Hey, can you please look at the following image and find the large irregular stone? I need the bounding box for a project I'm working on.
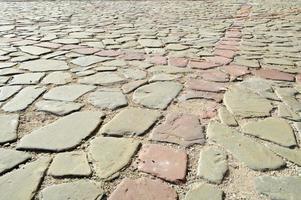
[0,114,19,143]
[2,86,46,112]
[70,55,111,67]
[48,151,91,177]
[0,157,51,200]
[79,72,126,85]
[242,117,296,147]
[224,85,273,118]
[108,177,177,200]
[0,149,30,175]
[40,180,104,200]
[0,68,24,76]
[207,121,285,170]
[150,113,205,147]
[185,183,223,200]
[0,85,22,101]
[197,147,228,184]
[267,143,301,166]
[17,111,103,152]
[88,137,139,179]
[35,100,83,116]
[255,176,301,200]
[137,144,187,182]
[19,46,51,56]
[19,59,69,72]
[9,73,45,85]
[41,71,72,85]
[133,81,182,109]
[43,84,95,101]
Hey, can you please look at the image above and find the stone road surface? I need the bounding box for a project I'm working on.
[0,0,301,199]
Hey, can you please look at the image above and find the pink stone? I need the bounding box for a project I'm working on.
[186,79,227,92]
[215,44,239,51]
[108,177,177,200]
[296,74,301,83]
[199,102,219,119]
[148,56,167,65]
[59,45,83,50]
[168,57,188,68]
[205,56,233,65]
[200,70,230,82]
[225,30,242,38]
[150,113,205,147]
[214,49,237,59]
[72,47,100,55]
[218,39,240,46]
[95,50,121,57]
[122,52,145,60]
[222,64,250,79]
[188,60,220,69]
[253,69,295,82]
[36,42,62,49]
[137,144,187,182]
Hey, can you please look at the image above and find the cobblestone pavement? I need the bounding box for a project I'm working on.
[0,0,301,199]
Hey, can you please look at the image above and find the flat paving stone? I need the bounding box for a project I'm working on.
[0,68,24,76]
[0,85,22,101]
[0,149,30,175]
[79,72,126,85]
[218,106,238,126]
[19,46,51,56]
[108,177,177,200]
[35,100,83,116]
[138,39,163,48]
[0,114,19,143]
[17,111,103,152]
[254,68,295,81]
[267,143,301,166]
[121,79,147,93]
[9,73,45,85]
[186,79,227,92]
[70,55,111,67]
[185,183,223,200]
[41,71,72,85]
[88,137,139,179]
[19,59,69,72]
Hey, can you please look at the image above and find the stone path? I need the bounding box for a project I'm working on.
[0,0,301,199]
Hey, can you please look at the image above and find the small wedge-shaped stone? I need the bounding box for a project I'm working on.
[255,176,301,200]
[122,79,147,94]
[100,107,161,136]
[242,117,296,147]
[17,111,103,152]
[35,100,83,116]
[19,46,51,55]
[0,114,19,143]
[0,85,22,101]
[2,86,46,112]
[71,55,111,67]
[0,149,30,174]
[218,107,238,126]
[133,81,182,109]
[9,73,45,85]
[88,137,139,179]
[0,157,51,200]
[207,122,285,170]
[185,183,223,200]
[40,180,104,200]
[19,59,69,72]
[267,143,301,166]
[197,147,228,184]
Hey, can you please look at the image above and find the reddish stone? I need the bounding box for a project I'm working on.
[214,49,237,59]
[200,70,230,82]
[72,47,100,55]
[206,56,232,65]
[188,60,220,69]
[199,102,219,119]
[108,177,177,200]
[215,44,239,51]
[122,52,145,61]
[296,74,301,83]
[178,90,223,102]
[168,57,188,68]
[253,69,295,82]
[222,64,250,79]
[137,144,187,182]
[218,40,240,46]
[225,30,242,38]
[36,42,62,49]
[59,45,83,50]
[95,50,121,57]
[186,79,227,92]
[148,56,167,65]
[150,113,205,147]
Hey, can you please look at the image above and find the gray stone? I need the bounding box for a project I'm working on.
[52,38,79,44]
[17,111,104,152]
[0,114,19,143]
[120,68,147,80]
[267,143,301,166]
[19,59,69,72]
[122,79,147,94]
[0,85,22,101]
[0,149,30,175]
[0,62,17,69]
[275,87,301,113]
[149,73,181,82]
[35,100,83,116]
[148,66,193,74]
[185,183,223,200]
[41,71,72,85]
[0,68,24,76]
[9,73,45,85]
[71,55,111,67]
[19,46,51,56]
[139,39,163,48]
[278,104,301,122]
[79,72,126,85]
[218,107,238,126]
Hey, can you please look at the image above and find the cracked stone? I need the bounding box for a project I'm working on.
[121,79,147,94]
[35,100,83,116]
[218,106,238,126]
[0,149,30,175]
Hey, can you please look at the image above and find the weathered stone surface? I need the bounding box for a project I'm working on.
[149,73,181,82]
[17,111,103,151]
[218,106,238,126]
[43,84,95,101]
[186,79,227,92]
[70,55,111,67]
[101,107,160,136]
[0,114,19,143]
[35,100,83,115]
[137,144,187,182]
[255,176,301,200]
[121,79,147,93]
[9,73,45,85]
[0,149,30,174]
[178,90,223,102]
[254,68,295,81]
[79,72,126,85]
[278,104,301,122]
[19,46,51,55]
[88,88,127,110]
[40,180,104,200]
[0,157,51,200]
[139,39,163,48]
[108,177,177,200]
[185,183,223,200]
[48,151,91,177]
[41,71,72,85]
[2,86,46,112]
[121,68,147,80]
[19,59,69,72]
[197,147,228,184]
[133,81,182,109]
[0,68,23,76]
[242,117,296,147]
[275,87,301,113]
[267,143,301,166]
[0,85,22,101]
[148,65,193,74]
[150,113,205,147]
[207,121,285,170]
[88,137,139,179]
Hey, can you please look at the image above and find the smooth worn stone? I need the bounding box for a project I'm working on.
[9,73,45,85]
[149,73,181,82]
[178,90,223,102]
[218,107,238,126]
[53,38,79,44]
[17,111,103,152]
[255,176,301,200]
[186,79,227,92]
[19,59,69,72]
[40,180,104,200]
[185,183,223,200]
[88,137,139,179]
[242,117,296,147]
[254,69,295,82]
[0,114,19,143]
[70,55,111,67]
[108,177,177,200]
[200,70,229,83]
[0,76,10,84]
[19,46,51,56]
[120,68,147,80]
[133,81,182,109]
[41,71,72,85]
[150,113,205,147]
[233,57,259,68]
[278,104,301,122]
[2,86,46,112]
[197,147,228,184]
[148,65,193,74]
[35,100,83,116]
[168,57,188,67]
[207,122,285,170]
[222,64,250,79]
[166,44,189,51]
[0,85,22,101]
[224,85,273,118]
[139,39,163,48]
[121,79,147,93]
[137,144,187,182]
[88,88,127,110]
[275,87,301,113]
[43,84,95,102]
[48,151,91,177]
[267,143,301,166]
[0,68,24,76]
[0,157,51,200]
[79,72,126,85]
[0,149,30,175]
[0,62,17,69]
[188,60,221,70]
[100,107,161,136]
